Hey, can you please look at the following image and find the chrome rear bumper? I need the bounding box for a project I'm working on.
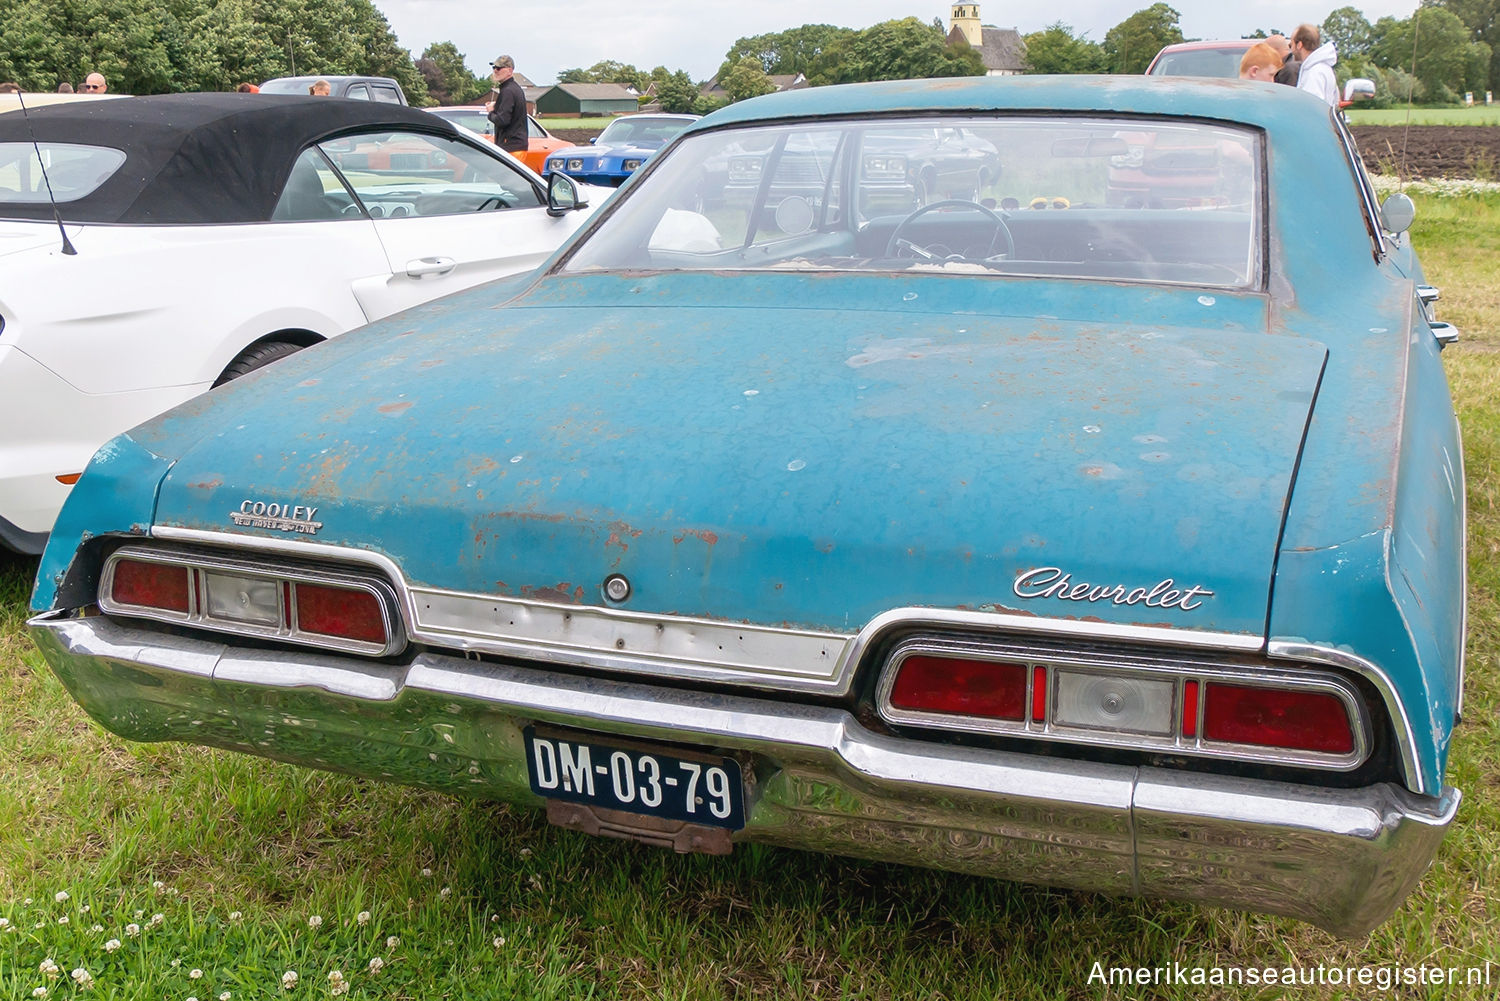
[30,612,1458,937]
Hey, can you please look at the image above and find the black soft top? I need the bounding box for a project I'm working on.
[0,93,459,224]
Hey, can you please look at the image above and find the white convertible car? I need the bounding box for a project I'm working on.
[0,93,598,553]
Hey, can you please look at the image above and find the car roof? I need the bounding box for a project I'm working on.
[1154,40,1257,54]
[0,92,455,224]
[693,75,1331,141]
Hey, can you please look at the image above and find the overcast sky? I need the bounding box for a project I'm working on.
[376,1,1424,84]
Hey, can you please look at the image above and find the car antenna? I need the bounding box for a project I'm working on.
[13,89,78,256]
[1398,10,1421,190]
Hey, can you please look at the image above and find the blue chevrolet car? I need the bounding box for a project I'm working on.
[29,76,1464,936]
[542,112,698,186]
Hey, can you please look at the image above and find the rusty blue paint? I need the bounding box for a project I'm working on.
[31,76,1464,795]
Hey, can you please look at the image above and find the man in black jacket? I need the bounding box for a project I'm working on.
[486,55,528,154]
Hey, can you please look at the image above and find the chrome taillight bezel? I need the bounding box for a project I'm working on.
[99,544,406,658]
[876,636,1371,772]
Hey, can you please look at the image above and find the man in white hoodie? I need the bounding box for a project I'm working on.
[1292,23,1339,107]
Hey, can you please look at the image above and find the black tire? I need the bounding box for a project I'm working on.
[213,340,306,388]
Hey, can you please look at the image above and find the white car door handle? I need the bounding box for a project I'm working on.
[406,256,456,278]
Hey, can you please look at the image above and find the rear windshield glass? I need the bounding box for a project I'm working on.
[0,142,127,203]
[564,115,1263,289]
[1148,47,1250,78]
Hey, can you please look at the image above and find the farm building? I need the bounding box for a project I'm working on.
[534,83,639,117]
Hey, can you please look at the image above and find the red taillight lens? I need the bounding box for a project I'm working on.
[1203,683,1354,754]
[110,559,191,613]
[294,583,388,645]
[890,655,1027,720]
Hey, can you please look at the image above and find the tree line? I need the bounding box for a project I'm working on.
[2,2,1495,110]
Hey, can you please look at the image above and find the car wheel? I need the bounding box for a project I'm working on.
[213,341,305,388]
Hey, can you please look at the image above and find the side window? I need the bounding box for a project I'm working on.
[372,86,401,104]
[347,85,370,101]
[527,117,545,139]
[317,131,544,217]
[271,148,356,221]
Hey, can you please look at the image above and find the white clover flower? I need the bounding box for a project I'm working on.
[492,936,506,948]
[152,880,165,892]
[281,970,298,990]
[187,998,198,1001]
[31,988,47,999]
[528,874,543,890]
[439,886,452,899]
[56,915,68,925]
[80,904,90,914]
[228,911,243,922]
[328,971,348,996]
[53,891,69,903]
[171,958,182,968]
[190,968,203,979]
[420,867,432,877]
[133,910,144,920]
[220,993,232,1001]
[0,917,9,928]
[90,924,103,933]
[490,914,500,923]
[167,887,179,897]
[24,898,33,905]
[149,913,165,927]
[367,958,384,973]
[356,911,371,926]
[124,923,140,938]
[39,958,60,978]
[103,939,121,953]
[385,936,400,950]
[70,967,93,989]
[519,847,532,857]
[307,914,323,929]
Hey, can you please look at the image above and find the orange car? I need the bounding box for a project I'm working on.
[425,107,569,173]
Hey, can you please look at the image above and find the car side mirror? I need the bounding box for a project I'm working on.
[1343,78,1376,103]
[547,172,588,216]
[1380,192,1416,235]
[588,137,596,145]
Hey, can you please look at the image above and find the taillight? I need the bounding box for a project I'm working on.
[890,654,1027,720]
[110,558,191,614]
[879,640,1367,770]
[295,582,388,645]
[100,547,402,656]
[1203,683,1355,754]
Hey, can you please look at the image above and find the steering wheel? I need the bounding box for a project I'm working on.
[885,199,1014,261]
[474,195,509,212]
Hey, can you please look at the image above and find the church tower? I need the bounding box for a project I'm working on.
[951,3,983,47]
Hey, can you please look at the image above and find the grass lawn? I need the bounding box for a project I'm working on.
[1,195,1497,998]
[1346,105,1500,126]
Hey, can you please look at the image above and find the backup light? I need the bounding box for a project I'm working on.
[1054,670,1173,736]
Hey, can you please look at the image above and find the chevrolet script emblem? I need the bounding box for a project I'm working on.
[1013,566,1213,611]
[230,500,322,536]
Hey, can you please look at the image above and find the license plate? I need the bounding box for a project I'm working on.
[523,727,745,830]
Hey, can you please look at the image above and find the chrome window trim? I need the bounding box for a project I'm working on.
[101,544,405,658]
[876,636,1371,772]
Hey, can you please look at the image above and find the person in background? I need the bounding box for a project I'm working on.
[1292,24,1338,107]
[83,72,106,93]
[1238,43,1282,83]
[0,82,20,93]
[236,82,259,93]
[57,82,74,93]
[1266,33,1299,86]
[485,55,527,155]
[309,79,331,96]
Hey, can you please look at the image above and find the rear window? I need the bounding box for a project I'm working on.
[564,115,1264,289]
[0,142,126,202]
[1147,47,1252,78]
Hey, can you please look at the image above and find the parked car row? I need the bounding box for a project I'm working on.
[9,78,1466,939]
